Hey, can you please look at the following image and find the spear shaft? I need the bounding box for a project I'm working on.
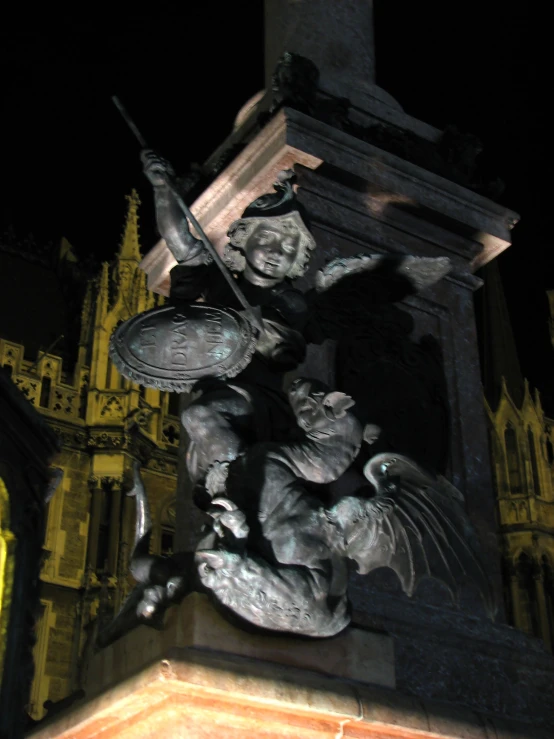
[112,96,264,333]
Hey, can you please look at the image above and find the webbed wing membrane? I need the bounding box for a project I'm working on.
[351,453,495,617]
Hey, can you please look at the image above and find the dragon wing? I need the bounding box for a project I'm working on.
[332,452,495,617]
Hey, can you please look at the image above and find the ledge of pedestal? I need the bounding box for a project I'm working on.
[81,592,395,701]
[140,108,518,296]
[29,636,549,738]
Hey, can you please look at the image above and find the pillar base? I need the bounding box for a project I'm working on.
[82,592,395,699]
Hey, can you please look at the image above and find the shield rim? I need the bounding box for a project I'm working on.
[108,303,257,392]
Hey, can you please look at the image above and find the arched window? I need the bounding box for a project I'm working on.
[167,393,180,417]
[546,437,554,466]
[542,555,554,652]
[96,490,111,572]
[517,553,540,638]
[105,358,124,390]
[159,499,176,556]
[105,359,114,389]
[39,377,52,408]
[487,428,500,494]
[527,428,541,495]
[504,425,523,495]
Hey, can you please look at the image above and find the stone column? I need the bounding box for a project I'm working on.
[264,0,402,117]
[265,0,375,94]
[107,480,122,577]
[86,477,102,571]
[507,559,525,630]
[114,494,134,613]
[533,563,552,650]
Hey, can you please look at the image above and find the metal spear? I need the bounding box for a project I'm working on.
[112,96,264,334]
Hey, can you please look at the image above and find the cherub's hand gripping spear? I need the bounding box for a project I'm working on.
[112,96,264,334]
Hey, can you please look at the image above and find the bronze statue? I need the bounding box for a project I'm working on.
[100,379,493,643]
[101,137,494,642]
[195,378,494,636]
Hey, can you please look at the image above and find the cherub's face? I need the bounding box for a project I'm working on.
[244,223,299,281]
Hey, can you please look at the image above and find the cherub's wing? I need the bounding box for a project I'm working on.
[303,254,452,474]
[332,452,495,617]
[305,254,451,343]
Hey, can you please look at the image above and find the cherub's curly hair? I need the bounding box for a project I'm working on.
[224,213,316,280]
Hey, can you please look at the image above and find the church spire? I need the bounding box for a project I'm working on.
[118,190,142,262]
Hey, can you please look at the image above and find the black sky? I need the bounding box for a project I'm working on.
[2,4,552,409]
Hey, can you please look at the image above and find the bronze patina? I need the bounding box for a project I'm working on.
[98,106,495,644]
[109,303,256,392]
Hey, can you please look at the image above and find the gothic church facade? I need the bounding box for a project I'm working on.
[0,192,180,720]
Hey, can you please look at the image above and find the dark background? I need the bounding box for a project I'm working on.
[1,3,551,407]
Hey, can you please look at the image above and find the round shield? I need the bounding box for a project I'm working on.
[109,303,257,391]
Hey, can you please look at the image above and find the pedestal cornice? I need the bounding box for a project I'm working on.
[140,108,518,295]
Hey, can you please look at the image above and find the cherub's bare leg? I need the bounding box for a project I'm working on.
[182,388,255,485]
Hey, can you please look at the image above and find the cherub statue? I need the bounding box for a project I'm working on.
[142,152,317,491]
[102,114,489,645]
[137,154,451,496]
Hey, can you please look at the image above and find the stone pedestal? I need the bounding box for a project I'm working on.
[83,593,395,699]
[130,10,554,734]
[131,91,554,735]
[141,106,517,606]
[28,603,549,738]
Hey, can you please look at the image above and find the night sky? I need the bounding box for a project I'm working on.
[2,4,552,409]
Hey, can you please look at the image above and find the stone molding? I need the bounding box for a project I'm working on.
[140,108,518,295]
[29,647,549,738]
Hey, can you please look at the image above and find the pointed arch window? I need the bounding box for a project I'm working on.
[96,490,111,572]
[487,428,501,495]
[106,358,124,390]
[159,499,176,556]
[39,377,52,408]
[517,553,540,638]
[504,425,523,495]
[527,428,541,496]
[546,437,554,466]
[542,555,554,651]
[167,393,180,418]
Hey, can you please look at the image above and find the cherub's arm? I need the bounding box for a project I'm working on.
[142,150,211,267]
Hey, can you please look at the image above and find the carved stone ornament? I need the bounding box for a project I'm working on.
[109,303,257,392]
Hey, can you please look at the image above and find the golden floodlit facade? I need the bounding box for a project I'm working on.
[484,265,554,651]
[0,476,16,685]
[0,192,181,721]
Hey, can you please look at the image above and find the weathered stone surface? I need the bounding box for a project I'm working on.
[83,593,394,698]
[141,109,517,296]
[357,684,429,733]
[140,108,517,629]
[350,581,554,728]
[29,648,548,739]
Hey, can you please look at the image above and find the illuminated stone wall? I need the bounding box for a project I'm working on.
[0,192,180,721]
[487,380,554,650]
[0,476,15,686]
